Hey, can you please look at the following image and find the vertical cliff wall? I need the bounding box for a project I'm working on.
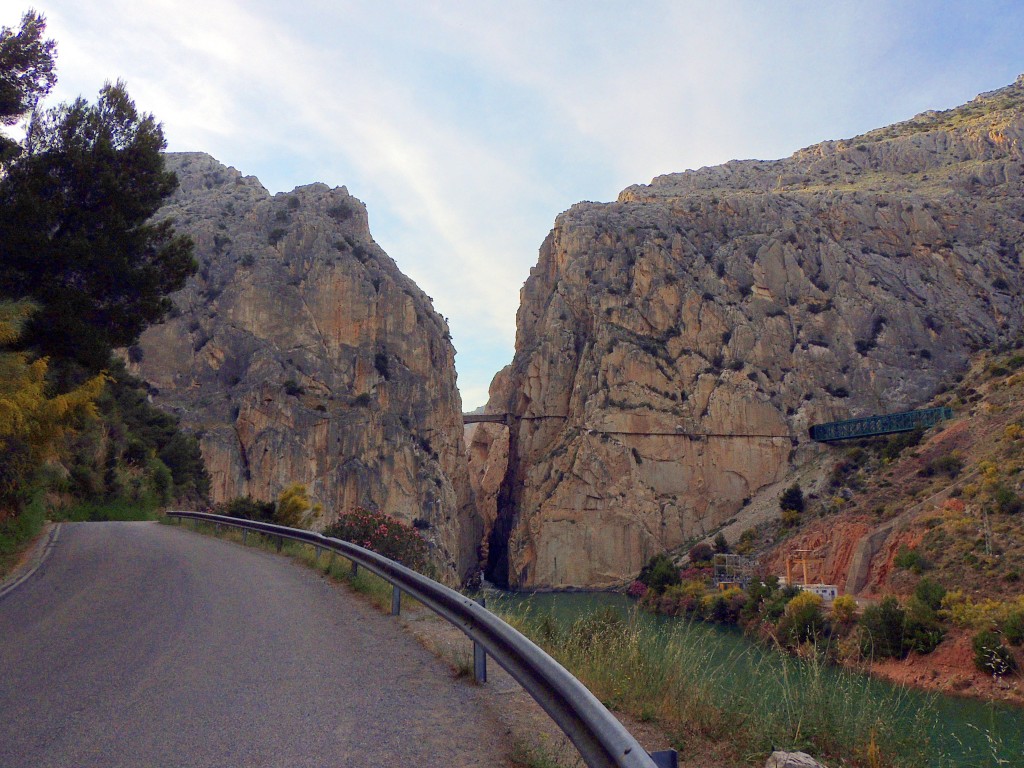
[134,153,480,583]
[478,77,1024,589]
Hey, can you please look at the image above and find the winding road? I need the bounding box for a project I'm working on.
[0,521,512,767]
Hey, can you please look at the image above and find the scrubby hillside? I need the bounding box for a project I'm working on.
[733,344,1024,702]
[759,346,1024,600]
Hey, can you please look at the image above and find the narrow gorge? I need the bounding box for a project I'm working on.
[136,78,1024,592]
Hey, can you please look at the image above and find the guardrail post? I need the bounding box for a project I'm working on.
[314,545,321,564]
[191,518,198,531]
[391,585,401,616]
[351,562,359,578]
[327,551,335,571]
[649,750,678,768]
[215,523,221,536]
[243,529,248,545]
[474,596,487,684]
[276,535,283,553]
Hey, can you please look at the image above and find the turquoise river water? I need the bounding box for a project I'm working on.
[488,591,1023,767]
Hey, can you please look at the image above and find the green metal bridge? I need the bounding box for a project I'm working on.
[809,406,953,443]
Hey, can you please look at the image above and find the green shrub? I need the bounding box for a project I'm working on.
[764,584,800,623]
[972,630,1017,676]
[147,459,174,506]
[913,577,946,612]
[739,577,777,625]
[214,495,276,522]
[69,463,104,498]
[779,484,804,513]
[61,364,209,506]
[859,597,909,659]
[156,432,208,501]
[882,428,923,461]
[904,596,944,655]
[777,591,829,646]
[688,542,714,564]
[656,580,706,618]
[713,532,731,554]
[894,546,931,574]
[1002,611,1024,646]
[923,453,964,478]
[0,492,46,576]
[830,595,858,626]
[704,593,730,623]
[638,552,681,593]
[992,485,1023,515]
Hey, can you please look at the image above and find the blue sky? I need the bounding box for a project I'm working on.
[10,1,1024,408]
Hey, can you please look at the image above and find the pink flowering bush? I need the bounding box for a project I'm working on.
[627,580,649,599]
[679,565,713,583]
[324,506,429,570]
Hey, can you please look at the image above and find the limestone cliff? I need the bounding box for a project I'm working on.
[134,153,479,583]
[478,77,1024,589]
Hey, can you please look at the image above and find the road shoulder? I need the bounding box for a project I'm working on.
[0,522,60,600]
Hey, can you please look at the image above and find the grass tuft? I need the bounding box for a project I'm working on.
[52,498,159,522]
[0,492,47,578]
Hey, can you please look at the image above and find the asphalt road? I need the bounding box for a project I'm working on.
[0,522,512,767]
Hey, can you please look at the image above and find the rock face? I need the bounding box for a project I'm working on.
[134,153,480,584]
[478,77,1024,589]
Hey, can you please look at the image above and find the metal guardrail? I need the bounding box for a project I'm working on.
[168,511,676,768]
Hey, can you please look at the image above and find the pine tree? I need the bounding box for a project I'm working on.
[0,10,56,163]
[0,81,195,375]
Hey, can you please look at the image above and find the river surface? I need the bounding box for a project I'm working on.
[488,590,1024,767]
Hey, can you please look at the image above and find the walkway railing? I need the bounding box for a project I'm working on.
[809,405,953,442]
[167,511,676,768]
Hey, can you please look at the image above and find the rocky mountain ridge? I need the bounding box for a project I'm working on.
[133,153,480,584]
[475,76,1024,590]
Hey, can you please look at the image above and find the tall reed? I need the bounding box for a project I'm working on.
[500,606,941,768]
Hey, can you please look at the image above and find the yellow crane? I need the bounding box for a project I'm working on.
[785,548,825,587]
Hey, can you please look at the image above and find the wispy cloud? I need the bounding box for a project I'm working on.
[22,1,1024,408]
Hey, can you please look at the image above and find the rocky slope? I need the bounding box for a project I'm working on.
[761,346,1024,601]
[133,153,480,583]
[476,77,1024,589]
[752,346,1024,706]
